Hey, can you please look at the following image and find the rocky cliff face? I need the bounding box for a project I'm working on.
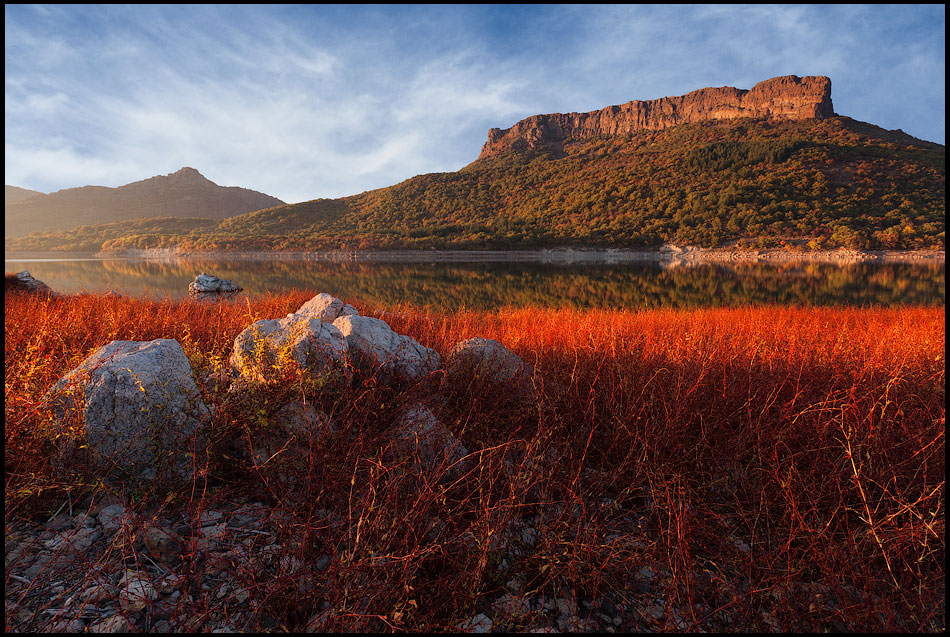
[478,75,834,160]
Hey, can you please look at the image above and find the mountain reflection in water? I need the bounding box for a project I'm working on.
[3,257,944,309]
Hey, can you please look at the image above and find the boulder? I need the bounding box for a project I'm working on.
[332,315,441,385]
[6,270,54,294]
[246,401,337,479]
[391,405,469,479]
[274,400,337,444]
[444,337,536,408]
[46,339,210,484]
[446,337,533,386]
[294,292,359,322]
[188,272,242,294]
[230,314,349,381]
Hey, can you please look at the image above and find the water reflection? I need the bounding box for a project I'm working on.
[4,257,944,308]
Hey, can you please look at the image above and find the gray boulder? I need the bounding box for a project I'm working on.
[246,401,337,479]
[9,270,54,294]
[275,400,336,441]
[392,405,469,479]
[294,292,359,322]
[332,315,441,385]
[46,339,210,484]
[230,314,349,381]
[188,272,242,294]
[446,337,533,385]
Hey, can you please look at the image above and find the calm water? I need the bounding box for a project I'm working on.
[4,257,945,309]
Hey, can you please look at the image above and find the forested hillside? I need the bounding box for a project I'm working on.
[7,116,944,253]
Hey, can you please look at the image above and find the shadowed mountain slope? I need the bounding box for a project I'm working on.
[4,167,284,238]
[5,185,44,205]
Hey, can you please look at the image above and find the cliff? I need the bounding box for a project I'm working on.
[4,167,285,238]
[478,75,835,160]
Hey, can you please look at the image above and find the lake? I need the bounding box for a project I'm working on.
[4,256,945,309]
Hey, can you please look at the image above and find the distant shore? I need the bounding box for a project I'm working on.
[4,246,946,265]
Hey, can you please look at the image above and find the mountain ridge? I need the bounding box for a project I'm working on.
[478,75,835,160]
[4,168,284,238]
[5,185,44,204]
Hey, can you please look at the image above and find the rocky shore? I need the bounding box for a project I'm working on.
[71,246,947,264]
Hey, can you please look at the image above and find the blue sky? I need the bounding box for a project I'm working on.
[5,4,945,203]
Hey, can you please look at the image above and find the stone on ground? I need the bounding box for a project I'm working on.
[46,338,210,484]
[332,315,441,385]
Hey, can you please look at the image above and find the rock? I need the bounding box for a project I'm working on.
[89,614,131,633]
[479,75,834,160]
[96,503,127,534]
[230,314,348,382]
[274,400,337,443]
[143,524,182,562]
[332,315,441,385]
[391,405,469,478]
[458,613,493,633]
[6,270,54,294]
[492,592,532,618]
[42,525,101,553]
[294,292,359,322]
[188,272,242,294]
[81,582,117,603]
[119,570,158,612]
[45,338,211,484]
[445,337,535,408]
[446,337,533,387]
[243,401,337,481]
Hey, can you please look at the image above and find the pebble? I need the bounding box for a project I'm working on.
[458,613,493,633]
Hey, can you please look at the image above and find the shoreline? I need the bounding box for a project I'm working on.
[4,246,946,265]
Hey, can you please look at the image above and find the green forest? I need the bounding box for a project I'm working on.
[7,116,945,253]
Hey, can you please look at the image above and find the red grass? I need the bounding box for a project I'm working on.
[5,290,945,632]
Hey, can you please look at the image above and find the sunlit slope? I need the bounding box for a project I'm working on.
[7,116,945,252]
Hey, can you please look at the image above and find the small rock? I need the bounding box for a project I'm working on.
[143,525,181,561]
[81,582,117,602]
[48,617,86,632]
[119,570,158,611]
[89,615,131,633]
[492,592,531,618]
[9,270,54,294]
[556,595,578,617]
[96,504,127,534]
[188,272,242,294]
[458,613,493,633]
[199,509,223,526]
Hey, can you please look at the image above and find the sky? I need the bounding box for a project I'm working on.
[5,4,946,204]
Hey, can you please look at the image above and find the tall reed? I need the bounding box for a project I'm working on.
[5,290,944,631]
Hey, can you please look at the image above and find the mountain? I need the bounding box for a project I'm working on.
[4,167,284,238]
[479,75,835,159]
[6,77,945,253]
[5,185,44,205]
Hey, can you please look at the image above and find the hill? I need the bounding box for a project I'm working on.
[6,77,945,253]
[4,167,284,238]
[5,185,44,205]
